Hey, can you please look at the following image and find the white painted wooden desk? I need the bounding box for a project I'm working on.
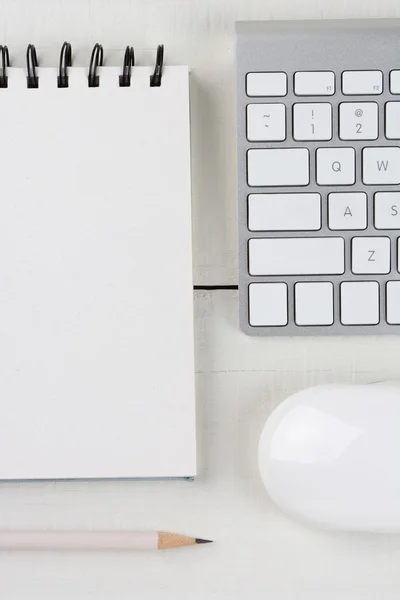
[2,1,400,598]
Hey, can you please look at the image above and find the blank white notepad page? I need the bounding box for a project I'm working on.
[0,66,195,479]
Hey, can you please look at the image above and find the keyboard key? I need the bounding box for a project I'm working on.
[390,71,400,94]
[342,70,383,95]
[352,237,390,274]
[387,281,400,324]
[339,102,378,140]
[295,282,334,326]
[385,102,400,139]
[293,103,332,141]
[248,237,345,276]
[398,239,400,272]
[294,71,335,96]
[363,147,400,185]
[375,192,400,229]
[247,148,309,187]
[341,282,379,325]
[247,103,286,141]
[316,147,355,185]
[248,193,321,231]
[249,283,288,326]
[386,281,400,324]
[328,192,367,230]
[246,72,287,97]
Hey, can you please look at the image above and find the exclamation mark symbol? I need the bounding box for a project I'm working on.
[311,109,314,119]
[311,109,315,135]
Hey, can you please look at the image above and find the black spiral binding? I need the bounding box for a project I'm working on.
[0,45,10,88]
[58,42,72,88]
[21,43,163,88]
[26,44,39,88]
[119,46,135,87]
[88,43,103,87]
[150,44,164,87]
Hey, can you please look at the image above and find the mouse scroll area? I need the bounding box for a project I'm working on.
[258,383,400,532]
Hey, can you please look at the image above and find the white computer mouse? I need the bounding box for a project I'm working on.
[258,382,400,532]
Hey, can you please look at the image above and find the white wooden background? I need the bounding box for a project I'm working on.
[2,1,400,598]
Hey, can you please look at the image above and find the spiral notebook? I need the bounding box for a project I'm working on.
[0,45,196,480]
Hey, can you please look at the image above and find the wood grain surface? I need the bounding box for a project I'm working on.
[1,1,400,598]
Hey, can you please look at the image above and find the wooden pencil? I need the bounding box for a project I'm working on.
[0,530,212,551]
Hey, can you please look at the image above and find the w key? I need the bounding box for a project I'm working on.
[363,147,400,184]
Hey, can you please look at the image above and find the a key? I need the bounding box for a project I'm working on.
[339,102,378,140]
[316,147,355,185]
[351,236,391,274]
[390,71,400,94]
[342,70,383,95]
[340,281,380,325]
[247,148,309,187]
[247,104,286,141]
[294,71,335,96]
[249,283,288,326]
[363,147,400,185]
[246,72,287,97]
[293,103,332,141]
[328,192,367,230]
[248,193,321,231]
[386,281,400,324]
[295,282,334,326]
[375,192,400,229]
[385,102,400,139]
[248,237,345,275]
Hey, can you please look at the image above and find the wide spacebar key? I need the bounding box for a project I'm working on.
[249,237,345,275]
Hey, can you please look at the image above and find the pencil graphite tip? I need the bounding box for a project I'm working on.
[195,538,213,544]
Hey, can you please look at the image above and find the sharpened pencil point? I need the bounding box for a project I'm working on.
[195,538,213,544]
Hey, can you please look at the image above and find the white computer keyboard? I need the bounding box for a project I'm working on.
[236,19,400,335]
